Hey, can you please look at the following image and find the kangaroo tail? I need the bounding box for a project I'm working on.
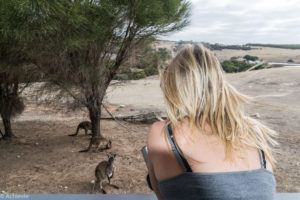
[69,126,80,136]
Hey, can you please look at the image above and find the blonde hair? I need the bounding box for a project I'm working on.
[159,44,278,167]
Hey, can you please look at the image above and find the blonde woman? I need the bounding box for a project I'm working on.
[146,44,278,200]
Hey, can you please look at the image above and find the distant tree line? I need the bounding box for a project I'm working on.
[247,44,300,50]
[203,43,252,51]
[173,41,252,52]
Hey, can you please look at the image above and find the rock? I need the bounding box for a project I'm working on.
[251,113,261,118]
[119,105,125,108]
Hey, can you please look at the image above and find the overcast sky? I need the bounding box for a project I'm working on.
[160,0,300,44]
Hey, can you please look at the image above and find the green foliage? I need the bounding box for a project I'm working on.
[114,73,129,80]
[28,0,190,87]
[0,0,42,138]
[243,55,259,61]
[132,70,146,80]
[118,66,132,74]
[115,66,150,80]
[287,59,294,63]
[144,66,158,76]
[1,0,191,138]
[221,60,253,73]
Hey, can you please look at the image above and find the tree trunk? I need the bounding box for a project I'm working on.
[81,73,112,152]
[2,116,14,139]
[88,79,111,138]
[89,108,101,137]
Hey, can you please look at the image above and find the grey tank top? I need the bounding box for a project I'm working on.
[158,124,276,200]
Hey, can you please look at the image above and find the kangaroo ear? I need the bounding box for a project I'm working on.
[113,154,116,158]
[106,154,110,158]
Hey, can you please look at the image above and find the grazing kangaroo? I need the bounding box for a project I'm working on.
[68,121,92,136]
[93,153,119,194]
[79,136,112,152]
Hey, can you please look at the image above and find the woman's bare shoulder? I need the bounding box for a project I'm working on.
[147,121,167,150]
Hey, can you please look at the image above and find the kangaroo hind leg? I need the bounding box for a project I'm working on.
[99,180,106,194]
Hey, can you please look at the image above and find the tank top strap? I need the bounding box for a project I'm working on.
[166,124,193,172]
[258,149,267,169]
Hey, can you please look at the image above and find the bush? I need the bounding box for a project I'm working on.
[221,60,253,73]
[144,66,158,76]
[243,55,259,61]
[287,59,294,63]
[114,74,129,80]
[118,66,131,74]
[132,70,146,80]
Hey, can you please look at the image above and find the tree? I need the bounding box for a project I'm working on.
[243,55,259,62]
[31,0,191,151]
[0,0,39,139]
[221,60,253,73]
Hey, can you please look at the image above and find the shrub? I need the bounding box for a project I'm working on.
[221,60,253,73]
[132,70,146,80]
[243,55,259,61]
[144,66,158,76]
[114,74,129,80]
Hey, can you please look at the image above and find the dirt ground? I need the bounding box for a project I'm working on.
[0,117,153,194]
[0,67,300,194]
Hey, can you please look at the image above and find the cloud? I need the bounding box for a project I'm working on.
[160,0,300,44]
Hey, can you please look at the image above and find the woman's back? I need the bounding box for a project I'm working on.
[147,119,276,200]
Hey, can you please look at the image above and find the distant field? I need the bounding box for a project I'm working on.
[213,46,300,63]
[247,44,300,49]
[154,41,300,63]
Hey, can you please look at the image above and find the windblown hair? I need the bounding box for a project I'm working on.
[159,44,278,167]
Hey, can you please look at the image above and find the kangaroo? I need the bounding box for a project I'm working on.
[69,121,92,136]
[79,136,112,152]
[93,153,119,194]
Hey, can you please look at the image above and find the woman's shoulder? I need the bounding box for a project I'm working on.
[147,121,167,150]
